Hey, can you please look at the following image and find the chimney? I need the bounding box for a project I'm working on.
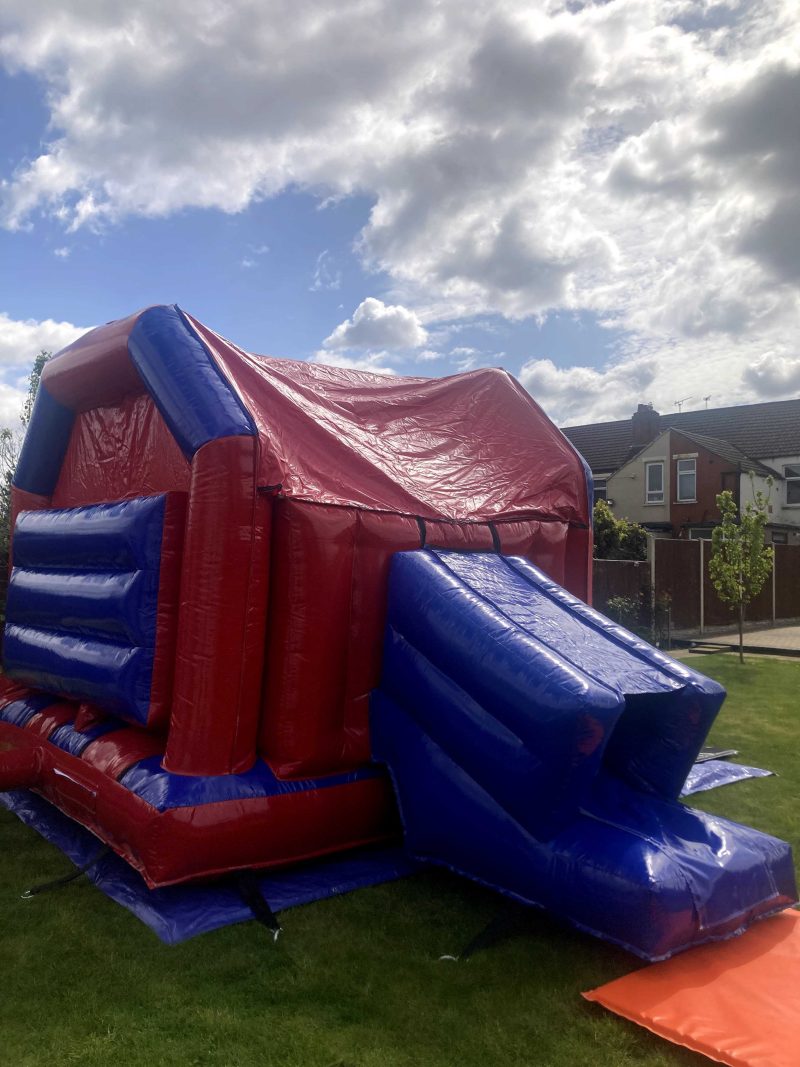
[631,403,660,448]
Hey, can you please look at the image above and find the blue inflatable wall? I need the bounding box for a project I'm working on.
[5,497,175,725]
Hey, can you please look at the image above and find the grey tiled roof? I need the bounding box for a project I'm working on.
[673,430,781,478]
[562,398,800,473]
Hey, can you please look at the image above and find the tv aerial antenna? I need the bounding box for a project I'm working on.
[674,396,693,413]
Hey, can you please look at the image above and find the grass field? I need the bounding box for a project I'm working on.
[1,654,798,1067]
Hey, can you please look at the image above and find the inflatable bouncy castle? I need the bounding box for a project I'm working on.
[0,305,795,959]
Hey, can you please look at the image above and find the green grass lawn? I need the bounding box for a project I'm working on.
[1,654,798,1067]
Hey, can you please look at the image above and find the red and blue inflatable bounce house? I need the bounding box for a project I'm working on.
[0,305,795,959]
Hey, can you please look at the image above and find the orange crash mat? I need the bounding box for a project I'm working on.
[583,910,800,1067]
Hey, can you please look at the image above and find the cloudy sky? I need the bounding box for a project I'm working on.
[0,0,798,429]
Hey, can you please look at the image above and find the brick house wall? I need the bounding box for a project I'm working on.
[667,430,739,535]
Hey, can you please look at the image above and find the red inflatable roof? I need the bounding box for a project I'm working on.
[189,315,589,525]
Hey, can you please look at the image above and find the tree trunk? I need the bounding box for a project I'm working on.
[738,602,744,664]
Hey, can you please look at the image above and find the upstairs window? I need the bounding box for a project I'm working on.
[785,465,800,506]
[645,461,664,503]
[676,458,696,502]
[593,479,607,504]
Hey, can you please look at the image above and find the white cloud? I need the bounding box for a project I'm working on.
[743,352,800,399]
[241,242,269,269]
[309,349,398,376]
[449,346,480,371]
[0,310,87,368]
[1,1,799,419]
[0,310,88,426]
[0,382,26,426]
[323,297,427,351]
[521,355,659,424]
[310,249,341,291]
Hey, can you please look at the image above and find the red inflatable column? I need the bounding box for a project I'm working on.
[563,525,593,604]
[163,435,268,776]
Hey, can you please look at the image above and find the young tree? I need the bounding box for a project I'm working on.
[22,350,49,427]
[0,350,50,559]
[708,487,774,663]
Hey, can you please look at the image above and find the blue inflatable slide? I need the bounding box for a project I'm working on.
[372,550,796,961]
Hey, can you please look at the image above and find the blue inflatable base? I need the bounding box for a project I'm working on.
[0,790,418,944]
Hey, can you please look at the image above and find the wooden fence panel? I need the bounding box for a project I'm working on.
[653,540,701,630]
[593,559,650,617]
[776,545,800,620]
[594,541,800,632]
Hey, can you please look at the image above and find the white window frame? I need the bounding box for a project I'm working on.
[784,464,800,507]
[593,479,607,503]
[645,461,664,504]
[676,458,696,503]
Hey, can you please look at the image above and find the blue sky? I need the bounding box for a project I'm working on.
[0,2,798,429]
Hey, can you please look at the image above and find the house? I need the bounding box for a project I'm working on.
[562,399,800,544]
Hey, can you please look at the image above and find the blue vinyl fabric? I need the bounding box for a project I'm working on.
[120,757,384,811]
[681,759,774,796]
[371,550,797,960]
[128,305,256,458]
[47,717,127,758]
[0,789,417,943]
[0,695,58,729]
[3,496,169,725]
[12,385,75,496]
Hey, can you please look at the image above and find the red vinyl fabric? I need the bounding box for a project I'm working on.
[148,493,188,726]
[41,310,143,411]
[52,393,191,508]
[584,910,800,1067]
[164,435,269,775]
[189,315,589,526]
[0,728,41,790]
[0,692,396,888]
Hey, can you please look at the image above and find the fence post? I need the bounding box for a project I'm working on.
[772,547,777,625]
[648,535,656,636]
[699,539,705,635]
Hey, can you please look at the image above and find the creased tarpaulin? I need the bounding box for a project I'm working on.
[583,909,800,1067]
[188,315,589,524]
[1,790,417,943]
[681,760,774,797]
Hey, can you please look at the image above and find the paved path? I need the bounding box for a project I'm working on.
[680,624,800,655]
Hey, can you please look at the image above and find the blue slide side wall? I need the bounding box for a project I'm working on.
[371,550,796,959]
[448,550,724,800]
[3,495,169,725]
[128,305,256,459]
[380,549,624,836]
[13,386,75,497]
